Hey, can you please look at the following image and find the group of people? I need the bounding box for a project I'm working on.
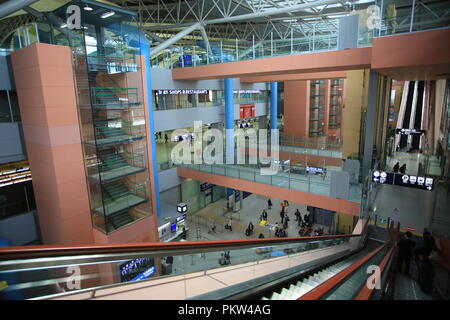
[397,229,442,295]
[393,162,407,174]
[218,251,231,266]
[155,132,170,144]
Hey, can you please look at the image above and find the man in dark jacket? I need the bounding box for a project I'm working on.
[397,231,415,275]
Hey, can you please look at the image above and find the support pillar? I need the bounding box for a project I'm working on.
[270,81,278,130]
[362,70,381,179]
[225,78,235,164]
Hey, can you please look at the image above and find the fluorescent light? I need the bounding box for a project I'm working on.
[101,11,115,19]
[83,5,93,11]
[60,24,67,28]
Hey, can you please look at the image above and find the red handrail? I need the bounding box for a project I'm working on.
[354,222,400,300]
[354,245,396,300]
[298,243,387,300]
[0,233,359,260]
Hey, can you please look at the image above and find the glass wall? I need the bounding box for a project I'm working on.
[329,79,344,130]
[0,181,36,221]
[309,80,326,137]
[0,90,20,123]
[152,90,269,111]
[47,2,154,234]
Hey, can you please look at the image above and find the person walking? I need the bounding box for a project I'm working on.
[226,218,232,232]
[262,209,268,221]
[283,215,290,229]
[397,231,415,275]
[393,162,400,173]
[294,209,301,221]
[267,198,272,210]
[248,221,254,235]
[164,133,169,144]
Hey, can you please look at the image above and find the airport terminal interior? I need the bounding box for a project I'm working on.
[0,0,449,301]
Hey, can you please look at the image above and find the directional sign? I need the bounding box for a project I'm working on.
[395,128,426,135]
[372,170,434,191]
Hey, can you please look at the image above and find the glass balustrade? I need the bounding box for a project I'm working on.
[179,162,362,203]
[0,234,358,300]
[149,8,449,70]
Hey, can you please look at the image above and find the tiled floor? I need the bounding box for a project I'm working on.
[182,193,327,242]
[372,183,434,234]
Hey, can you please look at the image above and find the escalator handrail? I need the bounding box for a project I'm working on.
[354,222,401,300]
[0,234,360,261]
[298,243,387,300]
[354,244,397,300]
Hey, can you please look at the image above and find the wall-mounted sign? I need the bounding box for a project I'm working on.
[372,170,434,191]
[157,89,209,95]
[306,166,326,175]
[200,183,214,192]
[233,89,261,94]
[395,128,426,135]
[240,104,255,119]
[239,122,252,128]
[177,203,187,213]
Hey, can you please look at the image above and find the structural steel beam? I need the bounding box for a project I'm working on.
[0,0,38,20]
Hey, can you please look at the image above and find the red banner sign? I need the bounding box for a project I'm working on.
[240,104,255,119]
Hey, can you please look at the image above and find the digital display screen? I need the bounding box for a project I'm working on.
[177,213,187,223]
[306,166,326,175]
[119,258,155,282]
[372,170,434,191]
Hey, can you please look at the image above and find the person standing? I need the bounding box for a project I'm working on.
[297,212,303,227]
[280,208,285,224]
[391,208,400,227]
[399,164,407,174]
[164,133,169,144]
[267,198,272,210]
[393,162,400,173]
[397,231,415,275]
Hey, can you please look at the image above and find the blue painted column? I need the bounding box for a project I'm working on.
[138,32,161,217]
[225,78,235,164]
[270,82,278,130]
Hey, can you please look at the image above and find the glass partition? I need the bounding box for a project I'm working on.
[30,0,156,234]
[0,234,359,300]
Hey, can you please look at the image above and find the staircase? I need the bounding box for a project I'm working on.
[110,210,134,229]
[103,181,131,203]
[98,149,129,171]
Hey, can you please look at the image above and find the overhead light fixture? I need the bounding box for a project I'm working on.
[83,5,93,11]
[101,11,115,19]
[60,23,67,28]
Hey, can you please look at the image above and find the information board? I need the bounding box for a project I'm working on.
[395,128,426,135]
[372,170,434,191]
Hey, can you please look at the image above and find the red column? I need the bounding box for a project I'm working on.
[283,80,310,140]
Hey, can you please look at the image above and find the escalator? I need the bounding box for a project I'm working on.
[411,81,425,151]
[398,81,426,151]
[261,239,384,300]
[0,218,398,300]
[399,82,416,149]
